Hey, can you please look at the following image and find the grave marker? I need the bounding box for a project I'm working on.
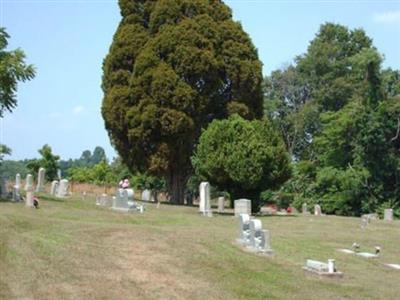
[36,167,46,192]
[234,199,251,217]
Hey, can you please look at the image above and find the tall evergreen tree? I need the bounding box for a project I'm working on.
[102,0,263,203]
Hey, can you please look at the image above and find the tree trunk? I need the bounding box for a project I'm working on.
[168,169,188,205]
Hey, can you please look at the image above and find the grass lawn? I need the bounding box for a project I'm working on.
[1,195,399,299]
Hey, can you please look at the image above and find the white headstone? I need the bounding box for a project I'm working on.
[384,209,393,221]
[249,219,263,249]
[25,174,34,207]
[56,179,69,198]
[13,173,21,202]
[314,204,322,216]
[50,180,59,196]
[234,199,251,217]
[199,182,211,216]
[36,167,46,192]
[217,196,225,213]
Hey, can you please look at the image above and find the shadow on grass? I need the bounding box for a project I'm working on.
[36,194,65,202]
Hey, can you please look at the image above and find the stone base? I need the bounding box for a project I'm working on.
[356,252,379,258]
[384,264,400,270]
[337,249,355,254]
[302,267,343,278]
[235,240,274,256]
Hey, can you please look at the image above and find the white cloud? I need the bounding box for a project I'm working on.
[373,11,400,24]
[73,105,85,115]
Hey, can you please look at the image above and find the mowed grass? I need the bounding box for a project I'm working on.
[1,195,399,300]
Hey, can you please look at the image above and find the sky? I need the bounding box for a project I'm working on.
[1,0,399,161]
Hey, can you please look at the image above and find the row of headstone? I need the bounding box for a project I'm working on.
[236,213,273,255]
[112,188,144,213]
[199,182,212,217]
[50,179,69,198]
[302,203,322,216]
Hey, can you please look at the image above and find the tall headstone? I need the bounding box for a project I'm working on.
[50,180,59,196]
[56,179,69,198]
[234,199,251,217]
[302,203,308,215]
[384,209,393,221]
[24,174,34,207]
[199,182,211,216]
[36,167,46,192]
[314,204,322,216]
[13,173,21,202]
[0,177,8,198]
[218,196,225,213]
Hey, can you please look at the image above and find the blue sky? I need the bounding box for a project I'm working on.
[1,0,400,161]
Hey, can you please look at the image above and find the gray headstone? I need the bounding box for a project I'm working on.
[237,213,251,244]
[384,209,393,221]
[36,167,46,192]
[56,179,69,198]
[0,177,8,198]
[50,180,59,196]
[141,189,152,202]
[234,199,251,217]
[217,196,225,213]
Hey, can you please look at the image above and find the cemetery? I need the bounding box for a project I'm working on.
[1,0,399,299]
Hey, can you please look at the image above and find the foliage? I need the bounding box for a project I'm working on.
[102,0,263,204]
[192,115,291,211]
[0,159,29,179]
[265,23,400,215]
[0,27,35,117]
[26,144,60,181]
[0,144,11,165]
[59,146,108,175]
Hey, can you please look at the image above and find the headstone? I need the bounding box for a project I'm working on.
[248,219,273,254]
[303,259,342,277]
[112,188,143,213]
[234,199,251,217]
[0,177,8,198]
[384,209,393,221]
[236,213,251,244]
[50,180,59,196]
[36,167,46,192]
[24,174,34,207]
[96,193,111,206]
[199,182,212,216]
[302,203,308,215]
[141,189,153,202]
[314,204,322,216]
[57,169,61,180]
[13,173,21,202]
[217,196,225,213]
[56,179,69,198]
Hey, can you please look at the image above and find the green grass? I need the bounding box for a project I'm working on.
[0,195,399,299]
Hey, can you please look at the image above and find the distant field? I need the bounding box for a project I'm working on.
[1,195,399,300]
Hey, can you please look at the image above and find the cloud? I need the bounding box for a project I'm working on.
[373,11,400,24]
[73,105,85,115]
